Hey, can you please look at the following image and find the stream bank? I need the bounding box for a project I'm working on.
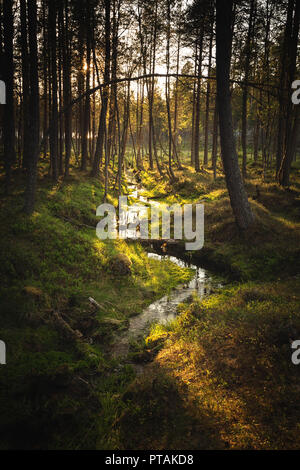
[109,173,225,363]
[109,250,224,362]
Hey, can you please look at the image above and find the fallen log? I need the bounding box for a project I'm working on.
[51,311,83,342]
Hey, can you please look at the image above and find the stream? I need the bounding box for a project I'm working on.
[110,172,223,363]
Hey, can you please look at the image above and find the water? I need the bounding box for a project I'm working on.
[110,251,222,359]
[109,173,223,359]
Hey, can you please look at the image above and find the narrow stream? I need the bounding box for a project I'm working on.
[110,253,222,359]
[110,172,223,362]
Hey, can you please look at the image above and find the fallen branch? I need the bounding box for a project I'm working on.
[58,215,95,230]
[51,311,83,342]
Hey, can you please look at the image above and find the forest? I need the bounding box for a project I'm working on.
[0,0,300,451]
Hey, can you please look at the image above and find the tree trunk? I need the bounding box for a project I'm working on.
[276,0,295,176]
[81,0,91,171]
[165,0,175,180]
[107,0,118,167]
[62,0,72,177]
[216,0,254,230]
[241,0,255,178]
[194,30,203,173]
[20,0,30,170]
[92,0,111,177]
[49,0,59,182]
[279,0,300,186]
[3,0,16,193]
[42,0,48,159]
[24,0,40,214]
[212,99,218,180]
[204,23,213,167]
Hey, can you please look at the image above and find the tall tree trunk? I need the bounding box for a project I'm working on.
[136,75,144,170]
[253,90,260,163]
[282,107,300,179]
[194,30,203,173]
[137,0,153,170]
[241,0,255,178]
[24,0,40,214]
[62,0,72,177]
[276,0,295,176]
[81,0,91,171]
[106,0,118,167]
[279,0,300,186]
[149,0,162,174]
[91,0,111,177]
[165,0,175,180]
[204,22,213,167]
[173,1,182,170]
[3,0,15,193]
[216,0,254,230]
[191,44,197,166]
[58,10,64,175]
[117,80,130,196]
[212,99,218,180]
[42,0,48,158]
[165,73,174,179]
[20,0,30,170]
[49,0,59,182]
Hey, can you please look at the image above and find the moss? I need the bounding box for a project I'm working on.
[2,161,300,449]
[109,163,300,450]
[114,279,300,450]
[0,168,194,449]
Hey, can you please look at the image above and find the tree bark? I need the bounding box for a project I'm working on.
[241,0,255,178]
[279,0,300,186]
[62,0,72,177]
[20,0,30,170]
[165,0,175,180]
[212,99,218,180]
[24,0,40,214]
[3,0,16,193]
[276,0,295,176]
[92,0,111,177]
[204,22,213,167]
[49,0,59,182]
[81,0,91,171]
[193,30,203,173]
[216,0,254,230]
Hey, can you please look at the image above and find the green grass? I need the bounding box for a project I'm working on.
[0,167,193,450]
[1,157,300,450]
[138,162,300,281]
[110,161,300,450]
[114,278,300,450]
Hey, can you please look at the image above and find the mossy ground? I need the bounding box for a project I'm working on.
[111,159,300,450]
[1,156,300,449]
[0,162,193,450]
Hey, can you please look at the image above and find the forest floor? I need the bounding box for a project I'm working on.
[0,161,193,450]
[0,159,300,449]
[113,161,300,450]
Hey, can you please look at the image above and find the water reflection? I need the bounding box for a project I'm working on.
[109,173,222,358]
[110,252,222,359]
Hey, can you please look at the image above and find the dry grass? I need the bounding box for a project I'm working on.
[116,279,300,450]
[114,163,300,450]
